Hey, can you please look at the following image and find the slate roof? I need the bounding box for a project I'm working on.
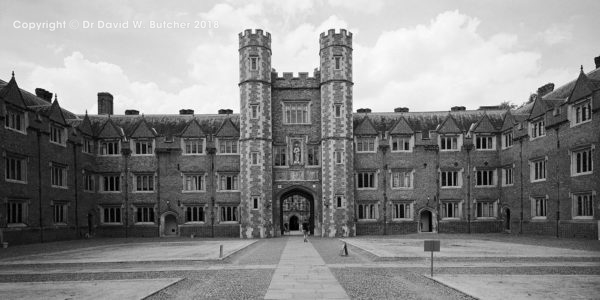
[543,67,600,101]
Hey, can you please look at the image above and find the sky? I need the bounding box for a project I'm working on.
[0,0,598,115]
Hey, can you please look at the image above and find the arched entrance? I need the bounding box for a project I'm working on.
[504,208,511,231]
[420,210,433,232]
[161,212,178,236]
[280,188,315,235]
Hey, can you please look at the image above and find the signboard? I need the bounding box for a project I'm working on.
[424,240,440,252]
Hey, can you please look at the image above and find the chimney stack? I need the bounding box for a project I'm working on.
[218,109,233,115]
[595,55,600,69]
[35,88,53,102]
[179,109,194,115]
[394,107,409,113]
[536,83,555,98]
[356,108,371,113]
[125,109,139,115]
[451,106,466,111]
[98,92,114,115]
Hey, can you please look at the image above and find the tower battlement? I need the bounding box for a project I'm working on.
[319,29,352,49]
[271,71,320,88]
[239,29,271,49]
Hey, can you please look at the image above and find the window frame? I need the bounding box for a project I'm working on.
[356,172,377,190]
[274,146,287,167]
[49,124,66,146]
[83,172,95,192]
[572,192,594,220]
[101,206,123,224]
[571,98,592,127]
[132,138,154,156]
[249,55,259,71]
[530,158,547,182]
[390,170,414,189]
[571,146,593,176]
[100,174,121,193]
[218,173,239,191]
[529,118,546,140]
[306,145,320,167]
[390,135,413,152]
[4,154,27,183]
[182,173,205,192]
[475,200,497,219]
[282,101,311,125]
[440,170,462,188]
[439,135,461,151]
[133,173,155,193]
[502,167,514,186]
[135,206,156,224]
[502,131,513,149]
[99,140,121,156]
[185,205,205,223]
[182,138,205,155]
[335,150,343,164]
[50,163,68,189]
[250,103,260,119]
[333,55,342,70]
[357,203,378,220]
[391,202,413,220]
[250,151,260,165]
[52,201,69,225]
[531,196,547,219]
[475,134,496,151]
[334,103,342,118]
[82,138,94,155]
[441,201,462,220]
[219,205,239,223]
[355,136,376,153]
[217,139,239,155]
[7,200,28,226]
[4,107,27,134]
[475,169,496,187]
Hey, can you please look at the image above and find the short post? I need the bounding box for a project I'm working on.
[219,244,223,258]
[424,240,440,277]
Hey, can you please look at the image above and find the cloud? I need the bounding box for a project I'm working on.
[539,23,573,45]
[327,0,384,14]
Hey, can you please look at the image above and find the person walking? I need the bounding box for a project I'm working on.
[302,222,309,242]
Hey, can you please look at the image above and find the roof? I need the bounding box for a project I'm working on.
[543,67,600,101]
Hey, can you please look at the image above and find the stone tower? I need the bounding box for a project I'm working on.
[238,29,274,238]
[319,29,355,237]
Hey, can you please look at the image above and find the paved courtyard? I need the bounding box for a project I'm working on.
[0,234,597,299]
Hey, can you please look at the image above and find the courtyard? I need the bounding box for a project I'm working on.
[0,234,597,299]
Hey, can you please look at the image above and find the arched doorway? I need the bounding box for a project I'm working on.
[504,208,511,231]
[280,188,315,235]
[420,210,433,232]
[161,212,178,236]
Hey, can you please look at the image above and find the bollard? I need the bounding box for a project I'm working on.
[219,244,223,258]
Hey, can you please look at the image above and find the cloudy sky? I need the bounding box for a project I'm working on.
[0,0,598,115]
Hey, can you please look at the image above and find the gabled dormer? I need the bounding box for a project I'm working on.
[528,97,547,141]
[78,112,95,155]
[130,118,157,156]
[471,114,497,151]
[567,68,598,127]
[97,118,124,156]
[437,115,463,151]
[354,117,378,153]
[180,119,206,155]
[500,111,516,149]
[215,118,239,155]
[1,74,28,134]
[0,74,27,109]
[388,117,414,152]
[48,98,68,147]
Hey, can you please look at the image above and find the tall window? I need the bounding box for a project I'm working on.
[134,174,154,192]
[572,147,593,175]
[442,201,461,219]
[391,136,412,152]
[83,173,94,192]
[356,137,375,152]
[101,175,121,192]
[5,108,25,133]
[334,103,342,118]
[250,56,258,71]
[440,171,460,187]
[218,139,238,154]
[335,195,345,208]
[250,152,260,165]
[183,174,204,191]
[502,132,513,149]
[391,171,412,189]
[50,124,65,145]
[531,197,547,218]
[573,193,593,219]
[250,104,260,119]
[183,138,204,155]
[335,150,343,164]
[475,135,495,150]
[502,167,513,186]
[219,174,239,191]
[134,139,153,155]
[358,204,377,220]
[50,164,67,188]
[7,201,27,225]
[220,206,238,222]
[274,146,287,166]
[392,203,412,219]
[476,201,497,218]
[102,206,122,224]
[53,202,68,224]
[99,140,120,156]
[334,55,342,70]
[5,155,26,183]
[307,145,319,166]
[186,206,205,222]
[136,206,155,223]
[83,138,94,154]
[440,135,459,151]
[283,102,310,124]
[531,159,546,182]
[356,172,376,189]
[476,170,495,187]
[573,99,592,125]
[530,119,545,139]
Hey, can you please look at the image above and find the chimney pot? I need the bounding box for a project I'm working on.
[356,108,371,113]
[451,106,466,111]
[595,55,600,69]
[97,92,114,115]
[536,83,555,98]
[125,109,139,115]
[218,109,233,115]
[179,109,194,115]
[394,107,409,113]
[35,88,53,102]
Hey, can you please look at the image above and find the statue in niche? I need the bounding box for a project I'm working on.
[292,141,301,164]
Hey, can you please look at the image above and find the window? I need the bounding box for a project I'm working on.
[392,203,412,220]
[335,195,345,208]
[186,206,205,222]
[502,167,513,186]
[250,151,260,165]
[218,139,238,154]
[531,197,547,218]
[334,103,342,118]
[7,201,27,225]
[50,164,67,188]
[83,138,94,154]
[136,206,155,223]
[102,206,122,224]
[442,201,462,219]
[4,155,26,183]
[356,137,376,152]
[101,174,121,192]
[53,202,68,224]
[220,206,238,222]
[334,55,342,70]
[274,146,287,166]
[358,204,378,220]
[99,140,120,156]
[357,172,376,189]
[572,147,593,176]
[83,173,94,192]
[252,196,260,210]
[134,139,153,155]
[307,145,319,166]
[440,135,459,151]
[391,136,412,152]
[391,170,413,189]
[183,174,204,191]
[250,56,258,71]
[50,124,65,145]
[134,174,154,192]
[476,201,497,218]
[502,132,513,149]
[283,102,310,124]
[219,174,239,191]
[5,108,25,133]
[573,193,594,219]
[335,150,343,164]
[440,171,461,188]
[475,135,495,150]
[572,99,592,125]
[531,159,546,182]
[183,138,204,155]
[530,119,545,139]
[476,169,495,187]
[250,104,260,119]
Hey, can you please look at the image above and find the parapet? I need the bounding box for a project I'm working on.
[272,71,320,89]
[239,29,271,49]
[319,28,352,49]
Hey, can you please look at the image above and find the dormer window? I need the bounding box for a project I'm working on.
[440,135,461,151]
[572,99,592,126]
[334,55,342,70]
[356,137,376,153]
[529,118,545,139]
[250,56,258,71]
[475,135,495,150]
[99,140,120,156]
[133,139,154,155]
[502,132,513,149]
[390,136,413,152]
[218,139,238,154]
[182,138,204,155]
[50,124,66,146]
[83,138,94,154]
[5,108,26,133]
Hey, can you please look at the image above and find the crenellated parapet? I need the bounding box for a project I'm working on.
[272,71,320,89]
[238,29,271,50]
[319,29,352,50]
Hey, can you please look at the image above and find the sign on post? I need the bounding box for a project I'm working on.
[424,240,440,277]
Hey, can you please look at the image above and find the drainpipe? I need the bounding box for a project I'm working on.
[156,148,161,237]
[466,145,472,234]
[37,131,44,243]
[519,139,524,234]
[73,141,79,238]
[207,145,216,238]
[435,146,440,233]
[555,128,560,238]
[379,142,389,235]
[122,148,131,238]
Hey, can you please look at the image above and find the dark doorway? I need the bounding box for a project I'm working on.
[505,208,511,231]
[420,210,432,232]
[164,214,178,236]
[87,213,93,236]
[289,215,300,231]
